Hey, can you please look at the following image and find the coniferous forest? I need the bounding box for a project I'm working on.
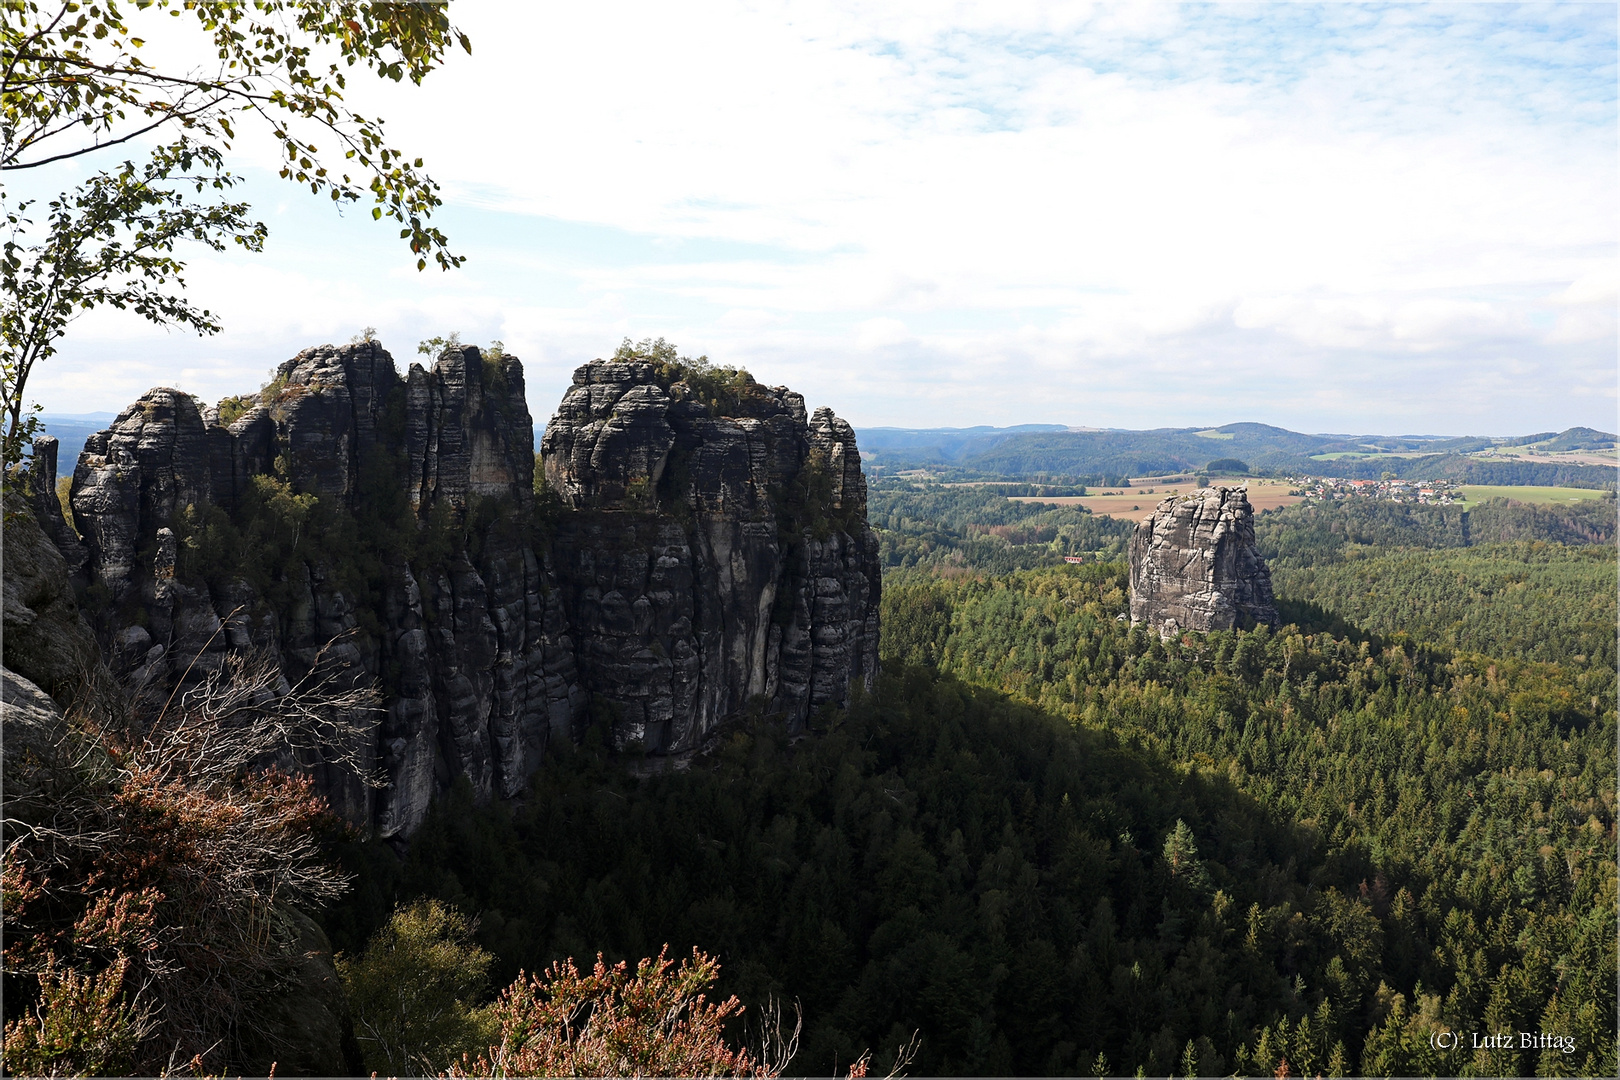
[320,490,1617,1078]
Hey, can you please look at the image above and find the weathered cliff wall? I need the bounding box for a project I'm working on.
[57,342,567,837]
[1128,486,1279,636]
[542,359,880,751]
[2,495,359,1076]
[39,343,878,837]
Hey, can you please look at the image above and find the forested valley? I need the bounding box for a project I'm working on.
[315,487,1616,1077]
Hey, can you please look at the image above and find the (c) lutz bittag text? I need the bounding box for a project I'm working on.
[1429,1030,1577,1054]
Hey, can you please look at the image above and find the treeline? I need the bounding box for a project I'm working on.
[869,481,1616,581]
[1253,497,1617,562]
[868,423,1327,479]
[868,479,1135,573]
[1250,498,1618,671]
[870,445,1614,490]
[1269,544,1616,673]
[858,423,1614,483]
[877,562,1615,1077]
[1266,456,1617,489]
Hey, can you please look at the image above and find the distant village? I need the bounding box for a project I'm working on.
[1288,475,1461,504]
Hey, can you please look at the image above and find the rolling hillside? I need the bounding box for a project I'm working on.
[858,423,1617,488]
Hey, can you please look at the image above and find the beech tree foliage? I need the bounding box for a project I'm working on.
[0,0,469,465]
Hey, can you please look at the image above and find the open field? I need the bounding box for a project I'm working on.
[1468,449,1619,468]
[1011,479,1304,520]
[1458,485,1615,508]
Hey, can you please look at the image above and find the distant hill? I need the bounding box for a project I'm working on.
[855,424,1070,465]
[857,422,1407,480]
[39,415,1616,491]
[856,422,1617,488]
[1538,426,1616,451]
[33,413,117,471]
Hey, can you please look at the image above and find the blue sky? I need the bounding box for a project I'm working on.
[15,1,1617,435]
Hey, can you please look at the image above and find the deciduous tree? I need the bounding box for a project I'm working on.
[1,0,469,465]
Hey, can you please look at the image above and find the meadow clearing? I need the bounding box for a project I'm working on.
[1458,484,1615,507]
[1009,479,1304,520]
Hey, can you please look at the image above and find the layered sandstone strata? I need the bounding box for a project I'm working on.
[542,359,879,750]
[1129,486,1279,636]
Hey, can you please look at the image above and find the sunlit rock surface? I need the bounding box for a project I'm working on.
[1129,486,1279,637]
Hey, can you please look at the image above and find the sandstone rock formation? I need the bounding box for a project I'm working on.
[35,343,878,838]
[542,359,880,750]
[1128,485,1279,636]
[58,342,562,836]
[2,491,107,710]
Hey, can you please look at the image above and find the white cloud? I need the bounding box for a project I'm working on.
[16,1,1617,435]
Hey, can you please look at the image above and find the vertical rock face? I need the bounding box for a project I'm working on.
[1128,486,1279,636]
[64,343,574,837]
[44,345,878,837]
[2,503,356,1078]
[2,491,107,711]
[541,359,880,751]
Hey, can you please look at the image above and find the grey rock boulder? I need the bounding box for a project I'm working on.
[2,492,106,710]
[1129,485,1279,637]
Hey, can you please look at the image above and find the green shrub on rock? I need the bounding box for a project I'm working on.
[338,899,497,1076]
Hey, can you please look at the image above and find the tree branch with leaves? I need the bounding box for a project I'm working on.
[1,140,264,465]
[0,0,469,467]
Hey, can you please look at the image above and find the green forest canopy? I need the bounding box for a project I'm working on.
[324,491,1617,1077]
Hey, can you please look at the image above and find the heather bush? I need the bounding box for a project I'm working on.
[449,947,776,1078]
[2,643,378,1074]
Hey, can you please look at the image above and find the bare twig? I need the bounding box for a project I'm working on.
[749,995,802,1077]
[3,630,384,1073]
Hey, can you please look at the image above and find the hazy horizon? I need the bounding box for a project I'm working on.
[36,404,1613,445]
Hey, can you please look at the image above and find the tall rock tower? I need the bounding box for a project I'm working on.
[1128,486,1279,636]
[541,358,880,753]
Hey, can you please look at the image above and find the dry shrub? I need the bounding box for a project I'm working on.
[2,640,379,1075]
[442,944,913,1080]
[449,946,783,1078]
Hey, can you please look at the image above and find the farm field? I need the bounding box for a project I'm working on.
[1309,450,1438,461]
[1469,449,1619,468]
[1459,484,1614,507]
[1010,479,1304,519]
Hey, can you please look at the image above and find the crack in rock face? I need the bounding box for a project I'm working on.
[1128,486,1279,638]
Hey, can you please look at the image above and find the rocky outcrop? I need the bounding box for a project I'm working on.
[543,360,880,750]
[2,516,355,1078]
[1129,486,1279,636]
[235,908,360,1077]
[42,344,878,837]
[59,343,572,836]
[2,492,108,711]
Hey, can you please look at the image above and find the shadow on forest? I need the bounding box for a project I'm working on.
[323,666,1331,1077]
